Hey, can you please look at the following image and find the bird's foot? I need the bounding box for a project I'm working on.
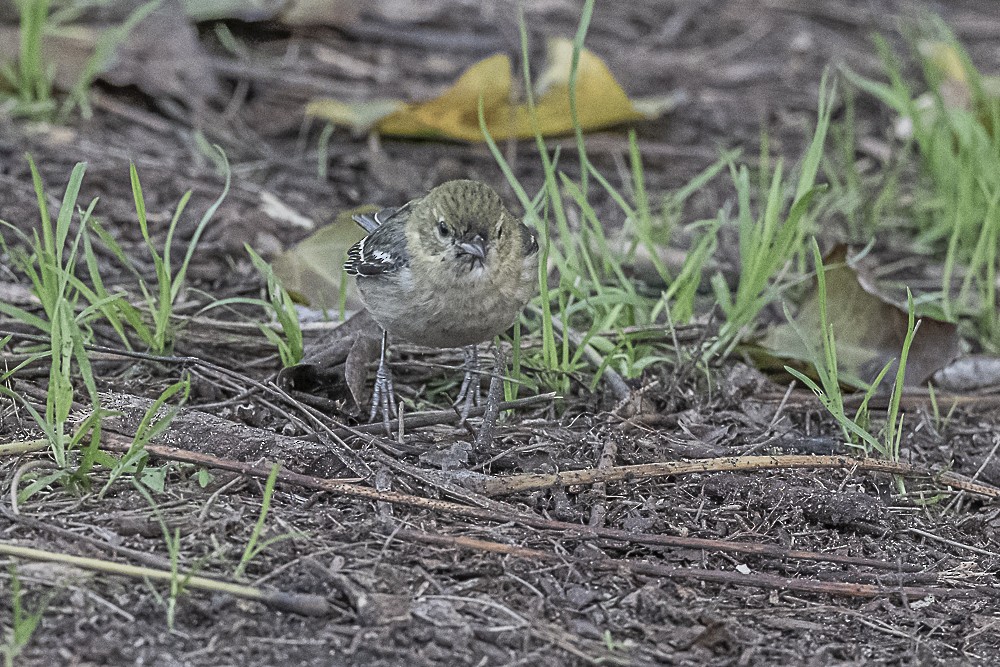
[474,345,507,448]
[369,331,397,435]
[453,345,482,423]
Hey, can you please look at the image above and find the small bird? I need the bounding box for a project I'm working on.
[344,180,539,430]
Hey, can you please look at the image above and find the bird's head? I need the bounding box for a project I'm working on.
[410,180,520,277]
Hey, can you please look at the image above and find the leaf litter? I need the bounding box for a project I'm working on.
[2,2,1000,665]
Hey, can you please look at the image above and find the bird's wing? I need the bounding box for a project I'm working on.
[344,208,411,277]
[520,223,540,258]
[351,200,413,233]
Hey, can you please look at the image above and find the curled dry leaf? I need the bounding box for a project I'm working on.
[344,333,378,410]
[276,310,381,411]
[758,246,962,389]
[306,37,680,141]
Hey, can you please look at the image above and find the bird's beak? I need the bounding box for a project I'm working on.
[457,234,487,260]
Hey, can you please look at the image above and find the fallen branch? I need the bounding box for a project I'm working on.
[467,454,1000,498]
[95,432,923,573]
[0,542,330,616]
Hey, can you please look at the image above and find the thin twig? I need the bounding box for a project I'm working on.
[469,454,1000,498]
[94,432,924,573]
[943,434,1000,515]
[2,507,173,570]
[0,542,330,616]
[588,433,618,528]
[474,345,507,448]
[906,527,1000,559]
[393,529,994,600]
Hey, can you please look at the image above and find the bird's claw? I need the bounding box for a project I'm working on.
[369,359,397,433]
[474,345,507,448]
[369,330,397,435]
[454,345,482,423]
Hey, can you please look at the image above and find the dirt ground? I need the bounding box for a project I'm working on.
[2,1,1000,665]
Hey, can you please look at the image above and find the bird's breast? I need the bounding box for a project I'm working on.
[356,262,534,349]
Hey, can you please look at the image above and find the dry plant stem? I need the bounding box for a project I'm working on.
[363,447,519,514]
[394,529,992,600]
[9,460,54,515]
[470,454,1000,498]
[0,542,330,616]
[588,435,618,528]
[0,439,49,456]
[547,312,632,402]
[765,386,1000,411]
[3,507,173,570]
[906,527,1000,558]
[94,432,922,573]
[943,433,1000,515]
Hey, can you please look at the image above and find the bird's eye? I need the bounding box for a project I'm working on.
[437,220,450,237]
[496,226,503,240]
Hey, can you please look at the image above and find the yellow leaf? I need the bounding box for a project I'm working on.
[377,54,515,140]
[305,98,405,134]
[306,38,669,142]
[920,41,967,83]
[519,38,645,137]
[907,41,1000,137]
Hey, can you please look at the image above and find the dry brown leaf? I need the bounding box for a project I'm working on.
[759,246,962,389]
[344,334,377,410]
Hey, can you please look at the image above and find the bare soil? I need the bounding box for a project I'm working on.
[2,1,1000,665]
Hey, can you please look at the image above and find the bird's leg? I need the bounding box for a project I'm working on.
[474,344,507,448]
[369,329,397,433]
[454,344,482,423]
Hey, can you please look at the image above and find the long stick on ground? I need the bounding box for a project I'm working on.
[0,542,330,616]
[95,432,923,573]
[468,454,1000,498]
